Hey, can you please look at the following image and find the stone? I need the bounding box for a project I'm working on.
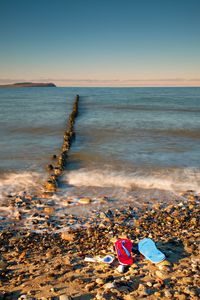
[155,270,168,279]
[158,264,170,272]
[85,282,96,291]
[18,295,28,300]
[0,260,7,271]
[44,180,57,192]
[62,255,71,265]
[157,259,171,267]
[137,284,148,296]
[103,282,116,289]
[96,278,104,285]
[78,197,92,204]
[59,295,72,300]
[154,292,161,297]
[175,294,187,300]
[44,207,55,214]
[124,295,137,300]
[164,290,173,298]
[116,264,126,273]
[61,232,75,242]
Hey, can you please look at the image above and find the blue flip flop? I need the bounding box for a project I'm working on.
[138,238,165,263]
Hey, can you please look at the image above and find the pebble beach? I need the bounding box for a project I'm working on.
[0,189,199,300]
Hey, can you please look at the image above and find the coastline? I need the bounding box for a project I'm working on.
[0,89,199,299]
[0,82,56,88]
[0,191,199,299]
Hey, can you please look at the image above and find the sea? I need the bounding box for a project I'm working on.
[0,87,200,212]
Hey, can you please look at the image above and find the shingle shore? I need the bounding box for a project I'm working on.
[0,191,199,299]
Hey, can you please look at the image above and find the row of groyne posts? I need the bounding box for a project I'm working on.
[44,95,79,193]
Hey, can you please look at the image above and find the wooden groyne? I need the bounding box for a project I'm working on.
[44,95,79,193]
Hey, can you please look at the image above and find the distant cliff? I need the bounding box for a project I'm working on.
[0,82,56,88]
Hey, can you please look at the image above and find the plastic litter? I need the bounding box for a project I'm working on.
[84,254,115,264]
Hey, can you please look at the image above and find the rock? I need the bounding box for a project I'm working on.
[54,167,62,176]
[181,276,193,284]
[137,284,148,296]
[175,294,187,300]
[78,197,92,204]
[154,291,162,297]
[157,264,170,272]
[62,255,71,265]
[157,259,171,267]
[103,282,116,289]
[155,270,168,279]
[99,212,108,219]
[61,232,75,242]
[44,180,57,192]
[18,295,28,300]
[124,294,137,300]
[0,260,7,271]
[85,282,96,291]
[27,290,36,296]
[96,278,104,285]
[46,164,54,171]
[116,264,126,273]
[118,285,131,292]
[44,207,55,214]
[59,295,72,300]
[164,290,173,298]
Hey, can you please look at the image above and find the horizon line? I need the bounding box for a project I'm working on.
[1,78,200,88]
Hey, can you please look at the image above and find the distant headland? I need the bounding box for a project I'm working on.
[0,82,56,88]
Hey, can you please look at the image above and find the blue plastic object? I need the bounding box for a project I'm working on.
[138,238,165,263]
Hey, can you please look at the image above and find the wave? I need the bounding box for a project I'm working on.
[104,104,200,113]
[79,127,200,140]
[0,171,43,201]
[3,125,63,136]
[65,168,200,193]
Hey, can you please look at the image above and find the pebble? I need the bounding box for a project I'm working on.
[146,281,153,287]
[95,278,104,285]
[103,282,116,289]
[0,259,7,271]
[164,290,173,298]
[44,207,55,214]
[137,283,149,296]
[61,232,75,242]
[157,259,171,267]
[175,293,187,300]
[156,270,168,279]
[59,295,72,300]
[78,197,92,204]
[116,264,126,273]
[85,282,96,291]
[154,291,162,297]
[124,295,137,300]
[18,295,28,300]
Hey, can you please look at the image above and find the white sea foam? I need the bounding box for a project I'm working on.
[0,171,43,201]
[64,168,200,193]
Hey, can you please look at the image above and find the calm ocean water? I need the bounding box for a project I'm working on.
[0,87,200,207]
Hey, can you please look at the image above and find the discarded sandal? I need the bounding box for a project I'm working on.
[115,238,133,265]
[138,238,165,263]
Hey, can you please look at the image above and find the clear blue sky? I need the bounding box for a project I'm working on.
[0,0,200,86]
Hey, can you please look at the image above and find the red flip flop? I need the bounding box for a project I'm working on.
[114,238,133,265]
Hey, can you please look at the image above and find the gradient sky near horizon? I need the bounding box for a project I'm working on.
[0,0,200,86]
